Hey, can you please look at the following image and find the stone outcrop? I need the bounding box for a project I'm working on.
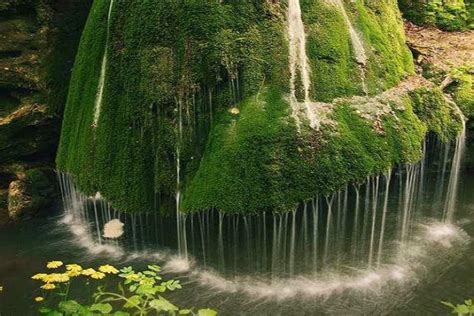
[0,0,91,223]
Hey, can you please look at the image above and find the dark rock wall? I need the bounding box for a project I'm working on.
[0,0,91,224]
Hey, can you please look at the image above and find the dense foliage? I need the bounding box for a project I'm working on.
[399,0,473,31]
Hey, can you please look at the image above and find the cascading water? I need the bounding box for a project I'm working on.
[287,0,319,129]
[58,129,467,273]
[443,120,466,222]
[327,0,369,94]
[56,125,470,309]
[92,0,115,127]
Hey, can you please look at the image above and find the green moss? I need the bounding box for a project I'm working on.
[58,1,459,215]
[409,88,463,142]
[355,0,414,93]
[300,0,413,101]
[303,2,362,102]
[182,86,432,213]
[57,1,288,213]
[451,66,474,119]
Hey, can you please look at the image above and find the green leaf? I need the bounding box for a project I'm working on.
[149,297,178,312]
[147,265,161,272]
[143,271,157,276]
[113,312,130,316]
[120,267,133,273]
[179,309,192,314]
[123,295,141,309]
[58,300,84,314]
[89,303,113,314]
[441,301,456,309]
[38,307,52,314]
[197,308,217,316]
[454,304,470,314]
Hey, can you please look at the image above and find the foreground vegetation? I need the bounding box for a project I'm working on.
[30,261,216,316]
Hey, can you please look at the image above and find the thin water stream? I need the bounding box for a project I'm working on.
[92,0,114,127]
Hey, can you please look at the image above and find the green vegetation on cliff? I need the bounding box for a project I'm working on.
[398,0,473,31]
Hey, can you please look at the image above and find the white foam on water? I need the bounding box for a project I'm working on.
[184,221,468,302]
[103,219,124,239]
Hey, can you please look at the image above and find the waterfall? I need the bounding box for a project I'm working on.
[175,98,188,259]
[444,120,467,222]
[57,118,467,279]
[287,0,319,129]
[92,0,115,127]
[327,0,368,94]
[377,170,392,267]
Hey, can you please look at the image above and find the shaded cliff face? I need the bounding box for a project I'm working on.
[0,0,92,223]
[57,0,462,214]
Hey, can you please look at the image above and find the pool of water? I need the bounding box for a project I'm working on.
[0,132,473,315]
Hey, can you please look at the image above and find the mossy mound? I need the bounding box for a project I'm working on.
[57,1,459,214]
[182,85,462,213]
[451,66,474,120]
[399,0,473,31]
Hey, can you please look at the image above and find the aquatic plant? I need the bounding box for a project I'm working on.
[31,261,216,315]
[442,299,474,315]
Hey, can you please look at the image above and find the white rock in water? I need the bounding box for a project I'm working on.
[103,219,124,239]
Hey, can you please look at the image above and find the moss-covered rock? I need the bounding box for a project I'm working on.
[409,87,464,142]
[182,82,461,213]
[57,1,461,214]
[301,0,414,101]
[451,66,474,120]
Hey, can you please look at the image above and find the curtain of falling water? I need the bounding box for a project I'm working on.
[58,130,466,277]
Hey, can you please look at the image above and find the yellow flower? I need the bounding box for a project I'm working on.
[34,297,44,302]
[99,265,119,274]
[90,272,106,280]
[66,270,81,277]
[81,268,96,276]
[125,273,140,281]
[0,286,3,292]
[32,273,48,280]
[41,283,56,290]
[46,261,63,269]
[66,264,82,272]
[42,273,70,283]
